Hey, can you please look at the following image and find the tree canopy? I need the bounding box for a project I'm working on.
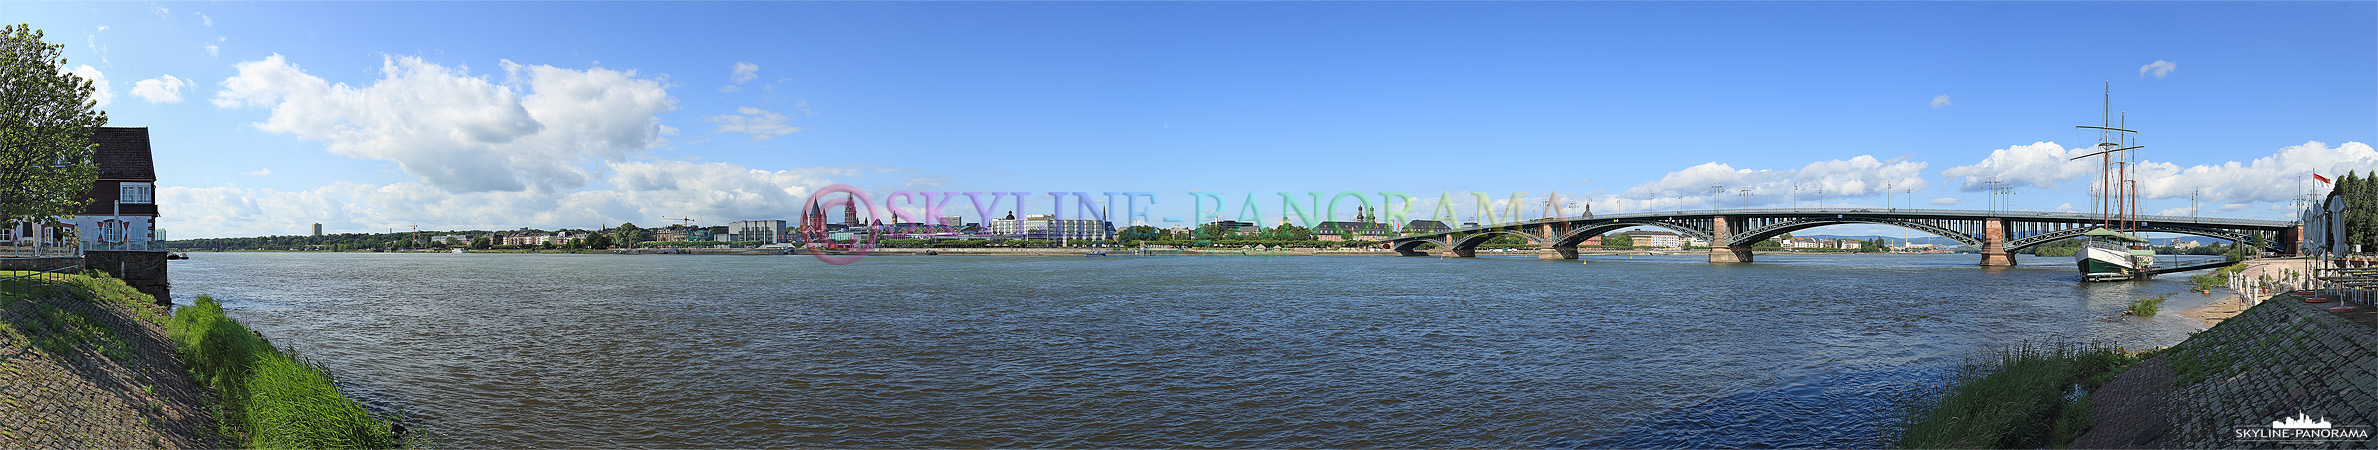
[0,24,105,226]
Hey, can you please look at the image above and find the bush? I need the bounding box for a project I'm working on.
[2126,294,2169,316]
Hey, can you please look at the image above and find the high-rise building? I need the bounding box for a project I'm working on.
[727,220,789,243]
[939,216,964,227]
[312,223,323,237]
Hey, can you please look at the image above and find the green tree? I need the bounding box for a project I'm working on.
[613,222,648,247]
[1602,234,1632,247]
[0,24,106,227]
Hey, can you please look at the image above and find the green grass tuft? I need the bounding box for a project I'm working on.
[2126,294,2169,317]
[1895,340,2152,449]
[166,295,399,448]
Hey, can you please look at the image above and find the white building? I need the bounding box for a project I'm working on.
[1617,230,1681,249]
[988,214,1112,241]
[727,220,788,243]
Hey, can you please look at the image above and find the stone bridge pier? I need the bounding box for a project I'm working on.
[1980,217,2017,266]
[1707,215,1754,263]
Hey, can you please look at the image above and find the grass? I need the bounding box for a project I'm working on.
[1895,340,2155,449]
[170,295,397,449]
[2126,293,2170,317]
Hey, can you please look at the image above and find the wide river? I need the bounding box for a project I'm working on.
[169,252,2226,448]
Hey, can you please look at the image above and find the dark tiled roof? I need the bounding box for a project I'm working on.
[92,127,155,181]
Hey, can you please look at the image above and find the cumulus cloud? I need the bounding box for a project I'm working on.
[248,168,270,176]
[161,160,854,239]
[2139,60,2177,79]
[1606,155,1928,212]
[706,106,801,141]
[213,54,677,193]
[722,62,758,92]
[199,12,212,27]
[204,43,217,57]
[1946,140,2378,206]
[131,74,189,103]
[69,65,111,108]
[1931,95,1951,108]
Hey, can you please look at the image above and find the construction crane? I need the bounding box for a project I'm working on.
[670,217,698,228]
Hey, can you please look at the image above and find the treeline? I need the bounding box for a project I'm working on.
[2336,172,2378,252]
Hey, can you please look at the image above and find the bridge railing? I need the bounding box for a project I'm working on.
[1399,208,2294,238]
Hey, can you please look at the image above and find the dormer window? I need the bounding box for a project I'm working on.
[120,182,153,204]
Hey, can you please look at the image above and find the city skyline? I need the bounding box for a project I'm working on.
[16,1,2376,239]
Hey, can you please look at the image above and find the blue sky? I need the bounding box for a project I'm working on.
[17,1,2378,238]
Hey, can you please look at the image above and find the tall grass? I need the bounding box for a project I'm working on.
[1895,341,2152,449]
[170,295,395,448]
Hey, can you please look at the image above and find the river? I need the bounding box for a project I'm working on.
[166,252,2227,448]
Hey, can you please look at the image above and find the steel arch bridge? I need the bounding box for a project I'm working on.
[1382,208,2297,265]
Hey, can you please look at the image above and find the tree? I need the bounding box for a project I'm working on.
[0,24,106,228]
[1603,234,1633,247]
[613,222,648,246]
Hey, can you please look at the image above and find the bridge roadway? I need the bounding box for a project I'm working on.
[1381,208,2300,266]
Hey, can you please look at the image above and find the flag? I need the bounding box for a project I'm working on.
[2315,173,2333,184]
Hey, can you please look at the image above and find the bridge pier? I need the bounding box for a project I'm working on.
[1706,215,1752,263]
[1439,248,1475,258]
[1709,246,1754,263]
[1537,245,1578,260]
[1980,217,2017,266]
[2280,225,2302,255]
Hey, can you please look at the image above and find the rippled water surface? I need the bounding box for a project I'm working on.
[168,252,2224,447]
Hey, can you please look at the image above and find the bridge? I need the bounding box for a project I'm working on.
[1382,208,2300,266]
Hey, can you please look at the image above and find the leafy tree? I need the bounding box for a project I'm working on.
[1602,234,1633,247]
[0,24,106,227]
[613,222,648,247]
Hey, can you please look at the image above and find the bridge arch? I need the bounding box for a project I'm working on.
[2004,224,2278,252]
[1728,217,1984,248]
[1549,220,1716,248]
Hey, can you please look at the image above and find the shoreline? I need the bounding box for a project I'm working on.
[2176,257,2310,327]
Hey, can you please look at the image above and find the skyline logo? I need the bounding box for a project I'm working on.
[2235,413,2370,443]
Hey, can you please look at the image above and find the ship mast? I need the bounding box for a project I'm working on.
[2071,81,2143,234]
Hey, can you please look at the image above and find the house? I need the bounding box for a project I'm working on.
[79,128,163,252]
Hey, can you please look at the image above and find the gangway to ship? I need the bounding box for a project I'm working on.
[2140,260,2236,277]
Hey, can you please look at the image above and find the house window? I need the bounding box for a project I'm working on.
[120,182,154,204]
[100,221,125,243]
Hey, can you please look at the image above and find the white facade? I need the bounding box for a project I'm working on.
[988,214,1112,240]
[728,220,788,243]
[77,215,158,251]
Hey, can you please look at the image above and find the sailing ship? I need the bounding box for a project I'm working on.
[2068,83,2157,281]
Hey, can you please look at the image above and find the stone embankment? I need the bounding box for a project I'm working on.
[2076,290,2378,448]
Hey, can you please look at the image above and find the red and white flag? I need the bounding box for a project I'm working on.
[2315,173,2333,184]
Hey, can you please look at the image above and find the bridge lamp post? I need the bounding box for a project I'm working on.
[1739,188,1751,210]
[1711,185,1724,214]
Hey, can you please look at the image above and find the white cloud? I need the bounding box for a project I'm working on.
[731,62,759,83]
[69,65,111,108]
[2133,141,2377,204]
[1930,197,1959,205]
[1940,142,2101,191]
[2056,203,2076,212]
[160,160,854,239]
[1931,95,1951,108]
[706,106,800,141]
[199,12,212,27]
[1946,140,2378,206]
[131,74,189,103]
[1610,155,1927,210]
[722,62,758,92]
[248,168,271,177]
[204,43,218,57]
[2139,60,2177,79]
[213,54,678,193]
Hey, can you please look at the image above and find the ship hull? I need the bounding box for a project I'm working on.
[2077,241,2145,281]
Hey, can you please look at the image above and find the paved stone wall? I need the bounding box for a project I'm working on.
[2159,293,2378,448]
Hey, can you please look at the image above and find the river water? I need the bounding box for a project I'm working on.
[167,252,2226,448]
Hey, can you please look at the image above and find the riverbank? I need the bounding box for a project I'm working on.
[1904,287,2378,448]
[2074,290,2378,448]
[0,271,402,448]
[1,270,220,447]
[2178,257,2313,327]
